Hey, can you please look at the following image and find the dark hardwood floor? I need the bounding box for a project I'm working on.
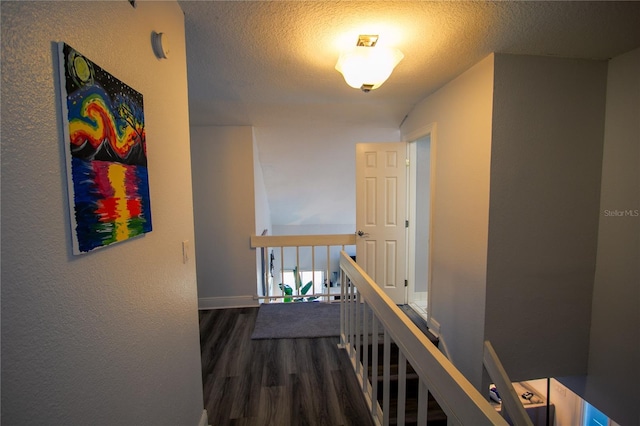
[199,307,376,426]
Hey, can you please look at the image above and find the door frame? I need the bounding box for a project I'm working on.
[403,123,437,321]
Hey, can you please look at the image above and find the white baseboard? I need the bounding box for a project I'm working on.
[425,317,452,360]
[427,317,441,336]
[198,295,259,310]
[197,409,208,426]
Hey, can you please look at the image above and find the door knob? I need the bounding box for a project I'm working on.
[356,230,369,237]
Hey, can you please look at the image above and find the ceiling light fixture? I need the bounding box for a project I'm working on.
[335,35,404,93]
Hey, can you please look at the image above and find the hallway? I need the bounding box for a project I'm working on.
[199,307,375,425]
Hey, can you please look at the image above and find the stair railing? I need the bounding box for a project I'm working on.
[483,341,534,426]
[250,234,356,302]
[339,251,510,426]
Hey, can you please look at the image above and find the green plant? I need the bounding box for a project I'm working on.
[278,266,317,302]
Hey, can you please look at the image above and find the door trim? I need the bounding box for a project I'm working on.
[403,123,437,322]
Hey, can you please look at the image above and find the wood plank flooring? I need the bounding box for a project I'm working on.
[199,307,375,426]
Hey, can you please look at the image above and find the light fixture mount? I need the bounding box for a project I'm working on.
[360,84,374,93]
[357,35,378,47]
[335,34,404,93]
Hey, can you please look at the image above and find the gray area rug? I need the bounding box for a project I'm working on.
[251,302,341,339]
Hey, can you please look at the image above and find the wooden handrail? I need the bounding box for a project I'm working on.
[339,251,509,425]
[250,234,356,248]
[484,341,534,426]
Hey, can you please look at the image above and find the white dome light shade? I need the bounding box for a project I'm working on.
[335,45,404,91]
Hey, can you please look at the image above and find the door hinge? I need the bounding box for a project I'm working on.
[405,280,408,287]
[406,158,410,167]
[405,220,409,228]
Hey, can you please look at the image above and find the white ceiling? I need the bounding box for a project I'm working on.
[178,1,640,227]
[180,1,640,128]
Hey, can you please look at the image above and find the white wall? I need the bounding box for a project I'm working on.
[401,55,496,388]
[254,126,401,227]
[190,126,259,308]
[1,2,204,425]
[253,132,272,296]
[414,138,431,293]
[585,47,640,426]
[254,135,272,237]
[486,54,607,381]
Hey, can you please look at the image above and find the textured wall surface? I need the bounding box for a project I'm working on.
[587,47,640,426]
[400,55,495,389]
[190,126,259,308]
[1,2,204,424]
[486,53,607,381]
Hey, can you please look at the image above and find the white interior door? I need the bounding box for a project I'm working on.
[355,142,407,304]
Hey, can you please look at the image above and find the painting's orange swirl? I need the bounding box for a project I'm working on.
[68,93,139,158]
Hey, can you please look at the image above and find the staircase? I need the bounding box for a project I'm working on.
[340,251,525,426]
[362,307,447,425]
[249,235,520,425]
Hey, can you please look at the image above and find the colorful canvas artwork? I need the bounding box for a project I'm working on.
[58,43,152,254]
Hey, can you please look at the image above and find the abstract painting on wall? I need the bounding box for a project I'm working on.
[58,43,152,254]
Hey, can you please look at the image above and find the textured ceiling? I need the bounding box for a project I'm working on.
[179,1,640,227]
[180,1,640,128]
